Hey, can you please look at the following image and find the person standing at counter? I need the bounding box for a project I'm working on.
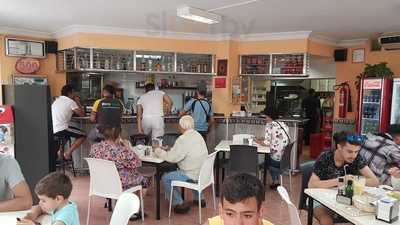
[301,89,321,145]
[255,110,290,190]
[89,85,124,143]
[136,82,173,138]
[180,86,214,140]
[52,85,86,160]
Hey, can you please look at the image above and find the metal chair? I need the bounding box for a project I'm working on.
[161,133,181,147]
[228,145,258,177]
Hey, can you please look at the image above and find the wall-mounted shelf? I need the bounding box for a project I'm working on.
[57,47,216,76]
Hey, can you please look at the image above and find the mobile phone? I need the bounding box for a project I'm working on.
[16,217,21,221]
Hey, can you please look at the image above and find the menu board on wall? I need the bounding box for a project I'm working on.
[6,38,46,58]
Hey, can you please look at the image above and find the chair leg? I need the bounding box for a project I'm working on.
[86,196,91,225]
[198,191,202,224]
[140,188,144,222]
[168,186,174,218]
[280,175,283,188]
[107,198,112,211]
[212,183,216,211]
[289,170,292,193]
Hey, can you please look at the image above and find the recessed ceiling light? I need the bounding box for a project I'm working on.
[177,6,221,24]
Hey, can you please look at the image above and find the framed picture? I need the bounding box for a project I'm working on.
[217,59,228,76]
[352,48,365,63]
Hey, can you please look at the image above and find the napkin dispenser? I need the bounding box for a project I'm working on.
[376,197,399,223]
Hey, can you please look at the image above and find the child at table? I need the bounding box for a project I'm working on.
[17,172,79,225]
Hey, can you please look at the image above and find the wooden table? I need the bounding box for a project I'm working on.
[0,210,51,225]
[305,188,400,225]
[214,140,270,196]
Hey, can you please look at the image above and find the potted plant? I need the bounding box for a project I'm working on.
[355,62,394,89]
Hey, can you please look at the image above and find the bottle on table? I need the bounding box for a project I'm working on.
[345,180,353,198]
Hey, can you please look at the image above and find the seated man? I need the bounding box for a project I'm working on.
[0,154,32,212]
[359,124,400,185]
[154,115,208,214]
[308,131,379,225]
[204,173,273,225]
[52,85,86,160]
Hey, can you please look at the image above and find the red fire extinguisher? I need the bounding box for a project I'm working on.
[335,82,352,118]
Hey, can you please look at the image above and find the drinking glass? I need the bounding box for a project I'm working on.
[353,176,366,195]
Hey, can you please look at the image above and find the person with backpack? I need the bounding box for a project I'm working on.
[180,86,214,141]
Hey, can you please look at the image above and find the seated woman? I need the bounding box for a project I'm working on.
[256,109,289,190]
[89,126,150,192]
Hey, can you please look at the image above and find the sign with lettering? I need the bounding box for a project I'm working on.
[15,58,40,74]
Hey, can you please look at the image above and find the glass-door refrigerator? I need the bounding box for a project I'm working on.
[391,78,400,125]
[357,77,392,135]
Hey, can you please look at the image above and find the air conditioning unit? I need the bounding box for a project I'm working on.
[379,33,400,50]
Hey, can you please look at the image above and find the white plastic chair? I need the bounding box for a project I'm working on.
[109,193,140,225]
[85,158,144,225]
[168,152,218,224]
[277,186,302,225]
[232,134,254,144]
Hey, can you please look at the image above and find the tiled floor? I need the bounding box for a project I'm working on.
[69,147,319,225]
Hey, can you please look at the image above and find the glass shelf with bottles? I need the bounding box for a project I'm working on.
[176,53,214,74]
[136,51,174,73]
[93,49,134,71]
[57,48,88,71]
[240,55,270,75]
[271,53,306,75]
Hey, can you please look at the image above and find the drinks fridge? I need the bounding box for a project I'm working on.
[357,77,392,135]
[390,78,400,125]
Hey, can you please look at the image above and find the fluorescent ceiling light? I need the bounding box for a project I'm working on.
[177,6,221,24]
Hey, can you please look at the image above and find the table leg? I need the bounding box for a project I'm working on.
[307,195,313,225]
[215,151,220,197]
[156,166,161,220]
[263,153,268,185]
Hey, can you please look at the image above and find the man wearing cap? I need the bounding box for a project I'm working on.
[137,82,173,138]
[359,124,400,185]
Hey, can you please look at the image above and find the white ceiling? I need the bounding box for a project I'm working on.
[0,0,400,41]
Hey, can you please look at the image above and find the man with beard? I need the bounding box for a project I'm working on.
[308,131,379,225]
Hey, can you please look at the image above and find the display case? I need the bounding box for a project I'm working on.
[176,53,214,74]
[271,53,306,75]
[240,55,270,75]
[92,49,134,71]
[135,51,174,72]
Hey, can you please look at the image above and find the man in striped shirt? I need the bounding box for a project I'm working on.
[359,125,400,185]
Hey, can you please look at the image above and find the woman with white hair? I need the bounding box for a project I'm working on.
[154,115,208,214]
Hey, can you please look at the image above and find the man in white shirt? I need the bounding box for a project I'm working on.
[0,154,32,212]
[52,85,86,160]
[136,82,173,138]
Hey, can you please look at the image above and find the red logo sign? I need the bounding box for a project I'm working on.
[363,79,382,89]
[15,58,40,74]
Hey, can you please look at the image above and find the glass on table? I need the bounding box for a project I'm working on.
[353,176,366,196]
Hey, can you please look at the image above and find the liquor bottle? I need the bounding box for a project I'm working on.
[155,60,161,71]
[95,53,101,69]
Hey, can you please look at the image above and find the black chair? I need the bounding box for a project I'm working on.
[228,145,258,177]
[54,135,76,177]
[298,161,348,224]
[161,133,181,147]
[279,142,295,191]
[129,133,150,146]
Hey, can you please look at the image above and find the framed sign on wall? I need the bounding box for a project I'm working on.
[352,48,365,63]
[5,38,46,58]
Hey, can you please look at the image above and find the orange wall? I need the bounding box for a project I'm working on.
[307,40,335,57]
[335,42,400,120]
[0,35,66,100]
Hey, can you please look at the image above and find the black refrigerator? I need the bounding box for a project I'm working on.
[2,85,56,203]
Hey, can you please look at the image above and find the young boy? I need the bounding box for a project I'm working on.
[204,173,273,225]
[17,172,80,225]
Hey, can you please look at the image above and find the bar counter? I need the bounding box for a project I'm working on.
[70,115,307,171]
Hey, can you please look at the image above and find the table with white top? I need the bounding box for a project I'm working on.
[305,188,400,225]
[0,210,51,225]
[214,140,270,195]
[135,149,176,220]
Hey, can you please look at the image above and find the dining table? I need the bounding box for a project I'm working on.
[0,210,51,225]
